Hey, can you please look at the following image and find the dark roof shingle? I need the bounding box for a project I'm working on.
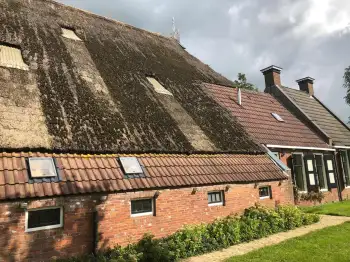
[281,87,350,146]
[0,152,287,200]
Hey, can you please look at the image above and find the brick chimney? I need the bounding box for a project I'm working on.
[296,77,315,96]
[260,65,283,88]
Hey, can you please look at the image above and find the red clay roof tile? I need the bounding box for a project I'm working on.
[204,83,330,148]
[0,153,287,200]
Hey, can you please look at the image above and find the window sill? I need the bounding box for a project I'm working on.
[131,212,154,218]
[259,196,271,200]
[208,202,223,207]
[25,224,62,233]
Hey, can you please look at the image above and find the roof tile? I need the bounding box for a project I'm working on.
[0,152,287,200]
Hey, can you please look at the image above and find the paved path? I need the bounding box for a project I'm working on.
[184,215,350,262]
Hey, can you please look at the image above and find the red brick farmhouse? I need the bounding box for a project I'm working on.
[205,66,350,205]
[0,0,292,261]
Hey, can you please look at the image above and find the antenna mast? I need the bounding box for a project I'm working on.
[172,17,180,42]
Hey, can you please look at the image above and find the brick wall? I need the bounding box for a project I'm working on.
[0,181,293,261]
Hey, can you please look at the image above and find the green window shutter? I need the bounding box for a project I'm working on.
[324,154,337,189]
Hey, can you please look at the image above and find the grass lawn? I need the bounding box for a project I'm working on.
[300,200,350,217]
[226,222,350,262]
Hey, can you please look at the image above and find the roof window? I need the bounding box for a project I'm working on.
[146,77,173,96]
[61,27,82,41]
[271,112,284,122]
[0,44,29,70]
[28,157,58,178]
[119,157,145,178]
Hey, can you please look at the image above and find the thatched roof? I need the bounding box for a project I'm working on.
[0,0,261,154]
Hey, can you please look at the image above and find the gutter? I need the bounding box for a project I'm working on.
[266,144,335,152]
[334,145,350,149]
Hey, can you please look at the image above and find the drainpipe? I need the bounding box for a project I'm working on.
[93,209,99,256]
[334,151,343,202]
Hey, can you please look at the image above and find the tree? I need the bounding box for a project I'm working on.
[343,66,350,122]
[233,73,258,91]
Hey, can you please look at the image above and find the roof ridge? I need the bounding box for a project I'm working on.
[0,151,265,158]
[203,82,270,95]
[37,0,173,42]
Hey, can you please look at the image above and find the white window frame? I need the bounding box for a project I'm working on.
[28,157,57,178]
[314,153,328,192]
[340,149,350,189]
[259,186,271,200]
[208,191,224,206]
[130,198,154,217]
[25,206,63,233]
[292,152,308,193]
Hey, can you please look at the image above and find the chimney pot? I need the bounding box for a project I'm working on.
[296,77,315,96]
[260,65,283,89]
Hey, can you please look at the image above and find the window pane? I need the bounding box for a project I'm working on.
[329,172,336,184]
[259,187,270,198]
[131,199,152,214]
[294,166,306,191]
[208,192,222,204]
[306,160,314,172]
[28,208,61,229]
[29,158,57,178]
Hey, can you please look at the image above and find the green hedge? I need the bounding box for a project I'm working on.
[58,205,319,262]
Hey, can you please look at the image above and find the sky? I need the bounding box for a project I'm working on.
[58,0,350,122]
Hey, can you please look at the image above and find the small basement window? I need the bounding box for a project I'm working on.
[119,157,145,178]
[0,44,29,70]
[25,207,63,232]
[259,186,272,199]
[208,191,224,206]
[61,27,82,41]
[28,157,57,178]
[146,77,173,96]
[131,198,153,217]
[271,113,284,122]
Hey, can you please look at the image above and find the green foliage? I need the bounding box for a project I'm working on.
[343,66,350,122]
[59,205,319,262]
[344,66,350,105]
[233,73,258,91]
[300,191,325,204]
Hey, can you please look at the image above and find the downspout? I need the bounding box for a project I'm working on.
[93,209,99,255]
[334,150,343,202]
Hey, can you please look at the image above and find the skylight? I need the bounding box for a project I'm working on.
[271,113,284,122]
[0,44,29,70]
[119,157,145,178]
[61,28,82,41]
[28,158,57,178]
[146,77,173,96]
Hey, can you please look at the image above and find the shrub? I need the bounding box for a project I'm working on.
[300,191,325,204]
[59,205,319,262]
